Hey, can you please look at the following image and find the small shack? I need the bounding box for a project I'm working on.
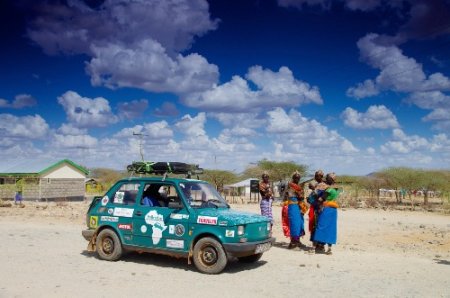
[0,159,89,201]
[225,178,257,196]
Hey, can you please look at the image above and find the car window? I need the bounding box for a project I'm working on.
[179,182,229,208]
[141,183,179,207]
[112,183,140,205]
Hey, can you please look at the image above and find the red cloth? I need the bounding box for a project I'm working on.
[281,205,290,237]
[308,205,315,233]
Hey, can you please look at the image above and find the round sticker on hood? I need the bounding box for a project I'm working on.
[101,196,109,206]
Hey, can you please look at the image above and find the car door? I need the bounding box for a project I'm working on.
[106,181,141,246]
[132,182,192,252]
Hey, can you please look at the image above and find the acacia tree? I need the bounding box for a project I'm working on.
[242,159,308,183]
[376,167,450,207]
[90,168,126,189]
[202,169,238,192]
[416,170,449,206]
[376,167,421,205]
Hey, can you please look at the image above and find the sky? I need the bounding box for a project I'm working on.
[1,0,450,176]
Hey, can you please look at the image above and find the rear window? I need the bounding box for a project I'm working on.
[112,183,140,205]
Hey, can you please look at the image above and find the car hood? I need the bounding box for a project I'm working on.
[195,208,268,225]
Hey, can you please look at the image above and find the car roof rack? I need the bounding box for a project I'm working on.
[127,161,204,179]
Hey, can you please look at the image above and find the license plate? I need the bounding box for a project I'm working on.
[255,242,271,254]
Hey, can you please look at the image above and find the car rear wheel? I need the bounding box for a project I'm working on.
[237,253,263,263]
[96,229,123,261]
[193,237,227,274]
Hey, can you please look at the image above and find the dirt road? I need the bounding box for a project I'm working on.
[0,202,449,297]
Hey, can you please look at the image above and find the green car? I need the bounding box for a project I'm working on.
[82,176,275,274]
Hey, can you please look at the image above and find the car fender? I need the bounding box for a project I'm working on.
[86,224,122,251]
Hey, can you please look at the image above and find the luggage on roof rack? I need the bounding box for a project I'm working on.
[126,161,203,175]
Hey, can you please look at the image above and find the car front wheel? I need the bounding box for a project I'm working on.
[193,237,228,274]
[96,229,123,261]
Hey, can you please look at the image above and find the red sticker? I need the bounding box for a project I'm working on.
[118,223,133,230]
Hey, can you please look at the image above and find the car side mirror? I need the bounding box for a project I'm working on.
[168,201,183,209]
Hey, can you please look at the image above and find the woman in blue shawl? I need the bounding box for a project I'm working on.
[313,172,340,255]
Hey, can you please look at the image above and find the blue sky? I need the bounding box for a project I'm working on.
[1,0,450,175]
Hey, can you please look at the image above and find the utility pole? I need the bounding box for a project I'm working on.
[133,132,148,161]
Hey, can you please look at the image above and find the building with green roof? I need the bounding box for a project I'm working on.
[0,159,89,201]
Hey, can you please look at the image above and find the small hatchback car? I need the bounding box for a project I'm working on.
[82,175,275,274]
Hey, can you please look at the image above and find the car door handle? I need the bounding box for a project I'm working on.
[135,211,142,216]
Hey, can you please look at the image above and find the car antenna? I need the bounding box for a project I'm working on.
[133,132,148,162]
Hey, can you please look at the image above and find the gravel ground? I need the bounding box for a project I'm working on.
[0,201,449,298]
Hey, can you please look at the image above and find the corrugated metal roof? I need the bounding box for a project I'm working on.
[226,178,258,188]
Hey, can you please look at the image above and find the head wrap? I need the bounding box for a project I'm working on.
[326,172,337,184]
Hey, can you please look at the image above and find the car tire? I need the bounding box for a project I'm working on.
[237,253,263,263]
[96,229,123,261]
[193,237,228,274]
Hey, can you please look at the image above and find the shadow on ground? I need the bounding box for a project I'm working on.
[80,250,268,274]
[434,259,450,265]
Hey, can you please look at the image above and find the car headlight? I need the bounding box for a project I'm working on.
[237,225,245,236]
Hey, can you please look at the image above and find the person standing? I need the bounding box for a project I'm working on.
[307,170,328,245]
[259,173,274,232]
[285,171,305,249]
[313,172,340,254]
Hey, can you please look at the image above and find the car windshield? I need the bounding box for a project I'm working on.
[179,181,229,208]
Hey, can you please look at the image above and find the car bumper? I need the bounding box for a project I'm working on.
[82,229,95,241]
[223,237,275,258]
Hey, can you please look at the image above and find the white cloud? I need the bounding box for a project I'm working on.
[221,127,258,138]
[183,66,322,112]
[346,79,379,99]
[367,147,376,154]
[0,114,49,139]
[86,40,219,95]
[57,124,87,136]
[208,112,262,128]
[27,0,217,56]
[57,91,118,128]
[347,33,450,98]
[52,134,98,149]
[27,0,219,96]
[341,105,400,129]
[0,94,37,109]
[154,102,179,117]
[266,108,359,155]
[380,128,428,154]
[175,113,207,137]
[115,121,174,141]
[117,99,148,120]
[406,91,450,131]
[376,129,450,168]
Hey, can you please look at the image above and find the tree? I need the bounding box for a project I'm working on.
[242,159,308,183]
[202,169,238,192]
[90,168,126,189]
[376,167,420,205]
[416,170,449,206]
